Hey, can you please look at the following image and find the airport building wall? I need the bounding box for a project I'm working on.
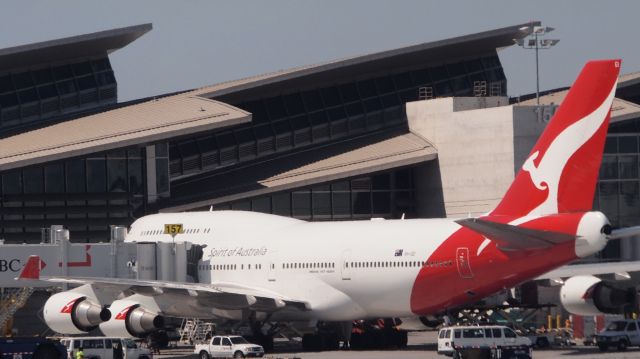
[406,97,549,218]
[4,22,640,336]
[1,22,639,261]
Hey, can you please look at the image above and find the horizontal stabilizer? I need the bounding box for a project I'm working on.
[456,218,576,251]
[609,225,640,240]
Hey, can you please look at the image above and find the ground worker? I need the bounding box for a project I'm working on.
[76,347,85,359]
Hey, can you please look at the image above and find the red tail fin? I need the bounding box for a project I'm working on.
[17,255,42,280]
[492,60,621,217]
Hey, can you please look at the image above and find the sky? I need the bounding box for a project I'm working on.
[1,0,638,102]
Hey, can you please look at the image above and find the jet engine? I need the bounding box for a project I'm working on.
[560,275,636,316]
[43,291,111,334]
[99,299,164,338]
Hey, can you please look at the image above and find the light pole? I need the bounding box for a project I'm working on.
[514,25,559,105]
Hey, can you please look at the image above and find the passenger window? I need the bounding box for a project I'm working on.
[454,330,461,339]
[504,328,517,338]
[484,328,492,338]
[105,339,112,348]
[628,322,638,331]
[463,328,484,338]
[212,337,221,345]
[85,339,100,348]
[222,338,231,346]
[492,328,502,338]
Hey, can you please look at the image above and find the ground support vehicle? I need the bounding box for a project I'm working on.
[59,337,152,359]
[437,325,531,357]
[596,319,640,351]
[0,338,66,359]
[452,345,532,359]
[195,335,264,358]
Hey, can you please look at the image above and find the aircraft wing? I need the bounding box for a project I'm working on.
[16,255,309,312]
[536,261,640,282]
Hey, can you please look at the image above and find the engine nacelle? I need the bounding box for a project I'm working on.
[44,291,111,334]
[560,275,635,316]
[100,299,164,338]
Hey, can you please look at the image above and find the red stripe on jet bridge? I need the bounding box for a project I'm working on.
[58,245,92,267]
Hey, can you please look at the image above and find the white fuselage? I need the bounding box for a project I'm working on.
[127,211,459,320]
[125,210,602,322]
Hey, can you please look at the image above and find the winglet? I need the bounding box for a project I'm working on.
[17,255,42,280]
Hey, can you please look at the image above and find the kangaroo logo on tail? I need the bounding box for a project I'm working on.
[492,60,621,219]
[515,82,617,222]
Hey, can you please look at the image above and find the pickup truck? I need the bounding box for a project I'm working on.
[597,319,640,351]
[195,335,264,358]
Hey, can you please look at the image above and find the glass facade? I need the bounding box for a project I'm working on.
[0,57,117,136]
[594,133,640,259]
[0,50,508,243]
[169,54,506,179]
[0,147,147,243]
[206,168,415,220]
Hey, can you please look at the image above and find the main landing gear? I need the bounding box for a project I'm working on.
[349,318,408,350]
[302,319,408,351]
[301,322,346,351]
[246,318,275,352]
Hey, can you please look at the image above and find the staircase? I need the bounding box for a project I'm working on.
[0,287,35,330]
[179,319,196,344]
[178,318,215,344]
[193,321,215,343]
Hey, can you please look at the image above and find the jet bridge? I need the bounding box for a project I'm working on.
[0,225,203,287]
[0,225,204,332]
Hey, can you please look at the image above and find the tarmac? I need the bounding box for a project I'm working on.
[153,331,640,359]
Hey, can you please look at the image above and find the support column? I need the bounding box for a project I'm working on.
[146,145,157,204]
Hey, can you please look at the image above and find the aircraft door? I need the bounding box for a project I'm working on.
[268,251,277,282]
[456,247,474,279]
[341,250,351,280]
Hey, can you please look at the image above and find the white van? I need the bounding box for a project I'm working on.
[59,337,152,359]
[437,325,531,356]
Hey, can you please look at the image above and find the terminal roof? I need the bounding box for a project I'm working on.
[0,23,151,72]
[0,22,530,171]
[516,89,640,123]
[194,22,539,99]
[618,71,640,89]
[0,94,250,171]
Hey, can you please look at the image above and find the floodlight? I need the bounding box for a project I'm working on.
[513,23,559,105]
[533,26,545,34]
[540,39,560,47]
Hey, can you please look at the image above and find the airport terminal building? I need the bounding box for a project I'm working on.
[2,21,640,264]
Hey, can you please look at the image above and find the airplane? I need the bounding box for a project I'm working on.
[17,59,633,350]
